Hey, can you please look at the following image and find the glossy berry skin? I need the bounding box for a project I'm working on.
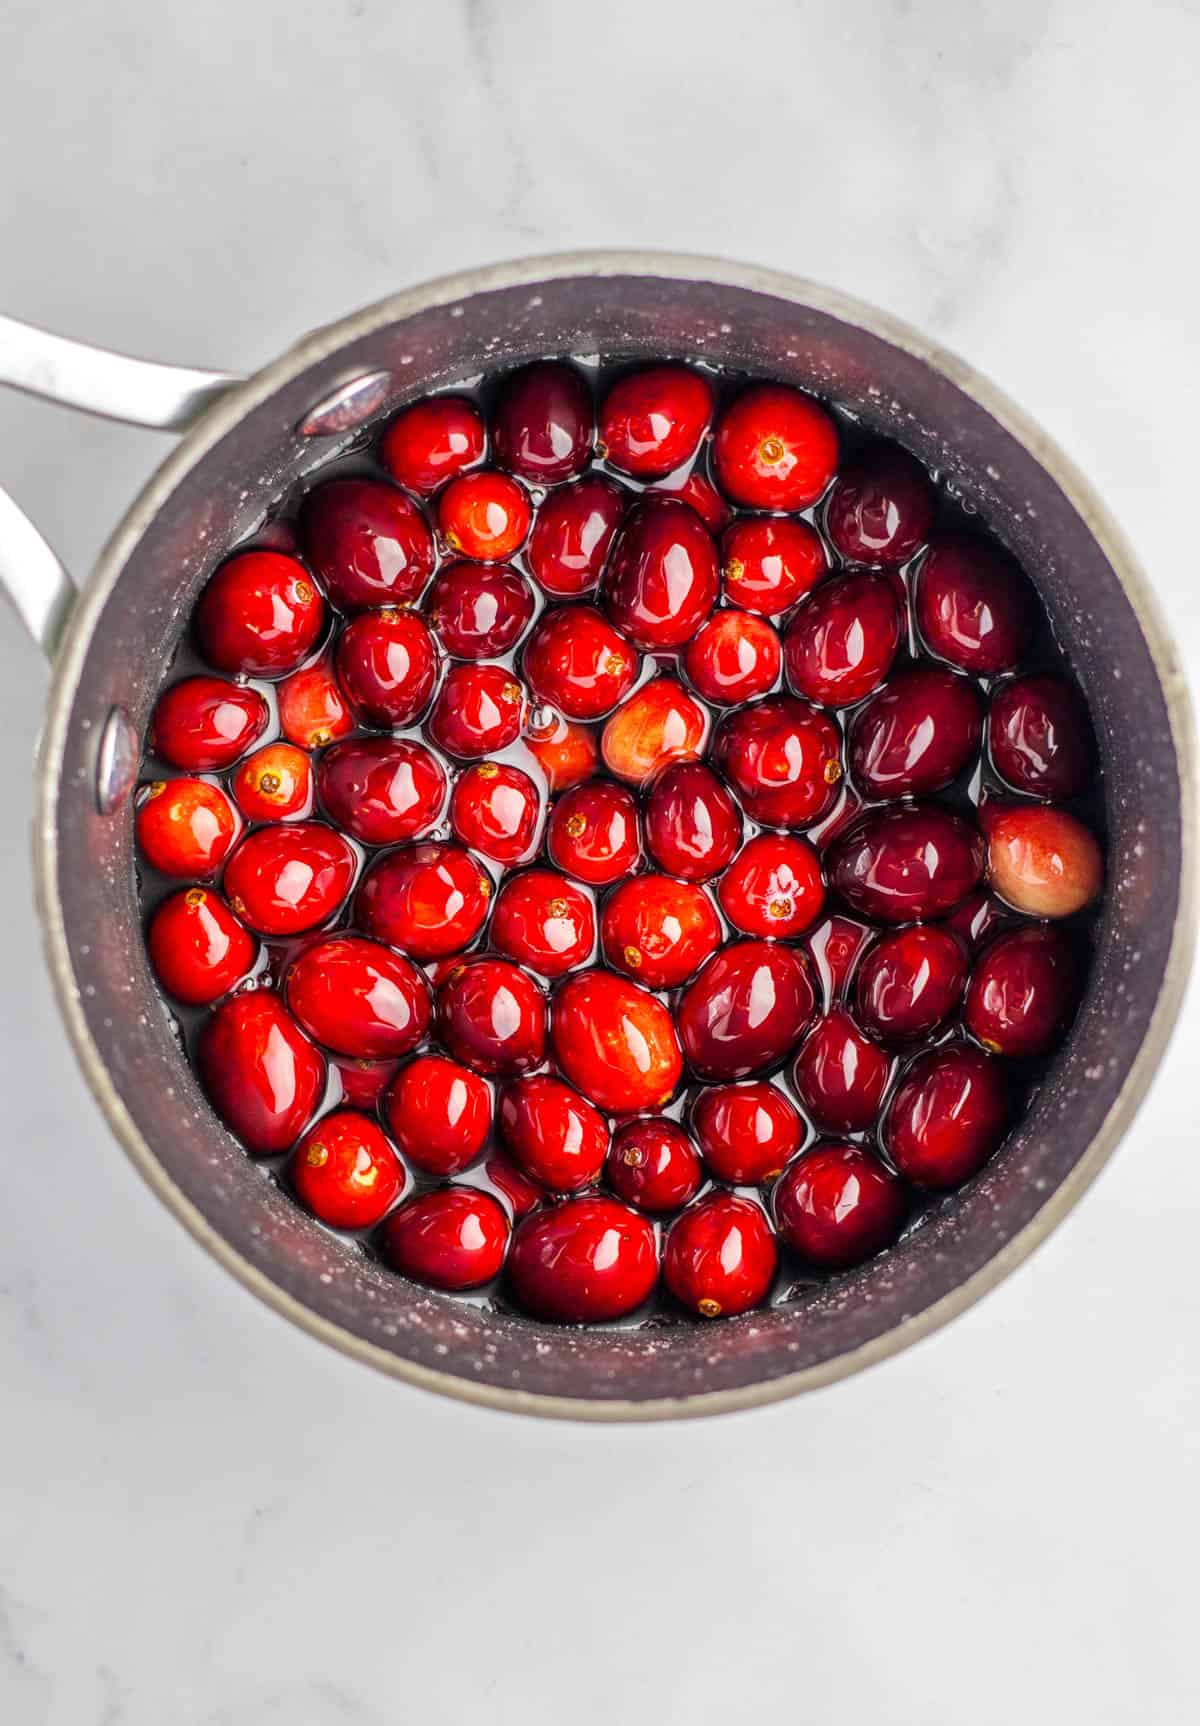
[600,875,722,988]
[523,605,638,720]
[600,678,706,786]
[485,1154,544,1220]
[988,672,1094,800]
[506,1196,658,1322]
[985,805,1103,918]
[490,869,595,977]
[598,364,714,478]
[884,1043,1008,1188]
[492,360,594,484]
[450,762,540,864]
[663,1193,777,1318]
[644,761,741,881]
[380,393,485,495]
[916,534,1036,674]
[792,1010,892,1134]
[499,1074,609,1192]
[427,663,525,759]
[684,609,781,706]
[385,1054,492,1175]
[277,655,354,749]
[828,804,984,924]
[678,940,816,1081]
[300,478,435,610]
[964,925,1081,1057]
[774,1142,907,1269]
[150,676,268,771]
[524,712,599,793]
[354,842,491,960]
[692,1081,804,1184]
[333,1055,401,1111]
[426,561,535,660]
[224,822,357,935]
[381,1188,510,1291]
[854,925,969,1044]
[317,737,445,848]
[146,887,257,1005]
[286,935,432,1058]
[806,912,875,1008]
[783,571,903,708]
[942,889,1012,953]
[334,607,439,726]
[717,834,824,939]
[547,780,640,886]
[824,442,936,566]
[713,384,838,510]
[196,992,324,1154]
[551,971,683,1113]
[193,550,325,677]
[721,516,826,616]
[437,958,547,1075]
[647,470,732,533]
[605,1120,703,1214]
[437,469,531,561]
[232,743,313,822]
[290,1110,405,1230]
[601,498,719,650]
[713,697,842,828]
[526,476,627,597]
[849,665,984,800]
[137,777,240,879]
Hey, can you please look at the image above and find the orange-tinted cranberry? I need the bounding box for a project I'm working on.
[915,533,1037,674]
[224,822,356,934]
[150,676,268,771]
[663,1192,776,1318]
[602,498,719,649]
[824,442,936,566]
[507,1196,658,1321]
[354,842,490,959]
[426,663,526,758]
[437,469,531,561]
[146,887,257,1004]
[965,925,1081,1057]
[299,477,434,609]
[450,761,540,864]
[849,665,984,799]
[988,672,1094,800]
[647,469,732,532]
[551,971,683,1112]
[717,834,824,939]
[380,393,486,495]
[854,925,969,1044]
[985,805,1103,917]
[526,475,628,597]
[805,912,874,1007]
[426,560,535,660]
[600,876,722,988]
[684,609,781,705]
[828,804,984,923]
[547,780,640,886]
[492,360,593,483]
[385,1053,492,1175]
[600,678,706,785]
[490,869,595,977]
[774,1142,907,1269]
[713,696,842,827]
[713,383,838,510]
[598,364,713,478]
[678,940,816,1080]
[721,516,826,615]
[136,777,240,878]
[524,711,599,792]
[290,1110,405,1230]
[783,570,903,707]
[286,935,431,1058]
[484,1154,544,1219]
[317,737,445,847]
[692,1081,803,1184]
[605,1120,703,1214]
[276,655,354,749]
[792,1010,892,1133]
[523,605,638,720]
[644,761,741,881]
[194,550,325,677]
[332,1055,400,1110]
[381,1187,510,1290]
[232,743,313,822]
[437,958,547,1075]
[884,1043,1008,1188]
[196,992,325,1153]
[334,607,439,726]
[499,1074,608,1192]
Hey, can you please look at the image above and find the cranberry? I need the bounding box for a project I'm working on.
[526,476,627,597]
[490,869,595,977]
[484,1155,545,1219]
[600,678,706,786]
[683,609,781,705]
[523,605,638,720]
[713,384,838,510]
[492,360,593,483]
[299,477,435,609]
[276,655,354,749]
[663,1192,776,1318]
[783,571,903,707]
[290,1110,406,1230]
[332,1055,400,1110]
[721,516,826,616]
[598,364,713,478]
[194,550,325,677]
[437,469,531,561]
[600,875,722,988]
[546,780,640,886]
[964,925,1081,1057]
[601,498,719,649]
[285,935,431,1058]
[146,887,257,1005]
[884,1043,1008,1188]
[506,1196,658,1322]
[224,822,356,934]
[380,393,486,495]
[136,777,240,878]
[644,761,741,881]
[605,1120,703,1214]
[985,805,1103,918]
[792,1010,892,1133]
[334,607,439,726]
[381,1188,509,1291]
[426,663,526,758]
[942,889,1011,952]
[805,913,874,1007]
[848,665,984,799]
[713,697,842,827]
[317,737,446,847]
[824,442,936,566]
[678,940,816,1080]
[150,676,268,771]
[551,971,683,1112]
[426,560,535,660]
[828,804,984,923]
[437,958,547,1075]
[450,762,540,864]
[774,1142,907,1269]
[196,992,324,1153]
[524,712,599,792]
[915,533,1037,674]
[385,1053,492,1175]
[692,1081,803,1184]
[499,1074,609,1192]
[988,672,1094,800]
[232,743,313,822]
[647,470,732,533]
[855,925,969,1044]
[355,842,491,959]
[717,834,824,939]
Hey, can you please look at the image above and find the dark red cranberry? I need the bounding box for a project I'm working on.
[792,1010,892,1133]
[942,889,1011,952]
[194,550,325,677]
[915,533,1037,674]
[276,655,354,750]
[499,1074,609,1192]
[713,384,838,510]
[692,1081,803,1184]
[547,780,640,886]
[644,761,741,881]
[828,804,984,923]
[985,805,1103,918]
[601,498,719,650]
[150,676,269,771]
[884,1043,1008,1188]
[683,609,781,705]
[721,516,826,615]
[783,571,903,707]
[551,971,683,1112]
[678,940,816,1080]
[600,679,707,786]
[774,1142,907,1269]
[196,992,324,1153]
[299,477,435,609]
[136,777,240,878]
[855,925,969,1044]
[489,869,595,977]
[147,887,257,1005]
[988,672,1094,800]
[526,476,627,597]
[290,1110,406,1230]
[385,1054,492,1175]
[450,762,540,864]
[824,442,936,566]
[805,913,874,1007]
[523,605,638,720]
[598,364,714,478]
[381,1188,510,1291]
[849,665,984,799]
[334,607,439,726]
[330,1057,397,1112]
[426,663,526,758]
[224,822,356,934]
[713,697,842,827]
[646,470,732,533]
[484,1154,544,1219]
[437,958,547,1075]
[426,560,535,660]
[717,834,825,939]
[437,469,531,561]
[600,875,722,988]
[663,1192,776,1318]
[492,360,594,483]
[380,394,486,495]
[232,743,313,822]
[524,712,599,792]
[317,737,446,847]
[964,925,1081,1057]
[286,935,432,1058]
[354,842,491,959]
[605,1120,703,1214]
[506,1196,658,1322]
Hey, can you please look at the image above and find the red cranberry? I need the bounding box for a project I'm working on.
[290,1110,405,1230]
[783,571,903,707]
[774,1142,907,1269]
[692,1081,803,1184]
[884,1043,1008,1188]
[854,925,969,1044]
[605,1120,703,1214]
[598,364,714,478]
[450,762,540,864]
[380,393,485,495]
[985,805,1103,918]
[600,678,706,786]
[437,469,531,561]
[333,1056,400,1111]
[276,655,354,750]
[355,842,491,959]
[426,561,535,660]
[232,743,313,822]
[713,383,838,510]
[601,498,719,649]
[717,834,825,939]
[299,477,435,609]
[224,822,356,934]
[988,672,1094,800]
[792,1010,892,1133]
[492,360,593,483]
[506,1196,658,1322]
[485,1154,544,1219]
[547,780,640,886]
[848,665,984,799]
[805,913,874,1007]
[499,1074,609,1192]
[964,925,1081,1057]
[334,607,439,726]
[437,958,547,1075]
[317,737,446,847]
[194,550,325,677]
[524,712,599,792]
[663,1192,776,1318]
[915,534,1037,674]
[150,676,268,771]
[523,605,638,720]
[713,697,842,827]
[721,516,826,615]
[683,609,781,705]
[551,971,683,1113]
[942,889,1011,952]
[381,1188,509,1291]
[385,1053,492,1175]
[197,992,324,1153]
[426,663,526,758]
[526,476,627,597]
[146,887,257,1004]
[286,935,432,1058]
[644,761,741,881]
[490,869,595,977]
[136,777,239,878]
[828,804,984,923]
[647,470,732,533]
[678,940,816,1080]
[600,876,722,988]
[824,442,936,566]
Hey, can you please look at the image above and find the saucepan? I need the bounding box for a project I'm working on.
[1,253,1193,1419]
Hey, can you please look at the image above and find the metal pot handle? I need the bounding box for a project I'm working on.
[0,313,240,658]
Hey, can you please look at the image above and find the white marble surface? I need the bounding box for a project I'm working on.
[1,3,1198,1721]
